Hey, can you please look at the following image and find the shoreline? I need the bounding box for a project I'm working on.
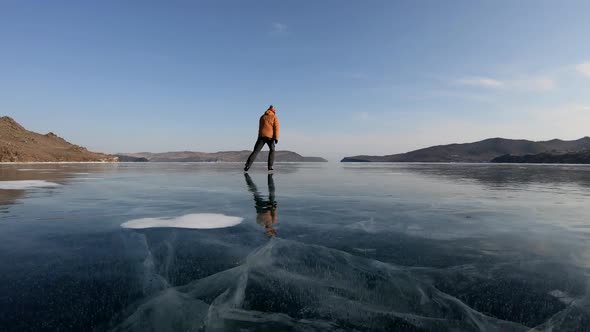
[0,161,119,165]
[0,161,327,165]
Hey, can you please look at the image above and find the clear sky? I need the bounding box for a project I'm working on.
[2,1,590,160]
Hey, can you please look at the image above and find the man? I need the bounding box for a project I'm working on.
[244,105,280,172]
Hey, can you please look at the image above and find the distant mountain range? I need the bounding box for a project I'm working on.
[10,114,587,164]
[117,151,328,163]
[342,137,590,163]
[0,116,117,162]
[0,116,327,163]
[492,151,590,164]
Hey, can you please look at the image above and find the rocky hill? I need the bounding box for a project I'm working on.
[342,137,590,163]
[120,151,327,162]
[0,116,117,162]
[492,151,590,164]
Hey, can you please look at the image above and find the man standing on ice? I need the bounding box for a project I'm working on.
[244,105,280,172]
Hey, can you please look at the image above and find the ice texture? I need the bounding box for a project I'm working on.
[111,239,529,331]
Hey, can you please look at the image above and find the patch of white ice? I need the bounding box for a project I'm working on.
[548,289,575,304]
[0,180,60,190]
[121,213,243,229]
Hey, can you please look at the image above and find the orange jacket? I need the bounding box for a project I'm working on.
[258,110,280,140]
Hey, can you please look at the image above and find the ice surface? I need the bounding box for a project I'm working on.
[121,213,243,229]
[549,289,575,305]
[111,239,529,331]
[0,180,60,190]
[535,282,590,331]
[2,163,590,331]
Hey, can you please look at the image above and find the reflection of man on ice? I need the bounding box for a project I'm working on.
[244,173,278,237]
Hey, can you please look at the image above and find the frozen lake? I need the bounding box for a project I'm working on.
[1,162,589,331]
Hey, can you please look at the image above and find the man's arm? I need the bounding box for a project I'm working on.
[273,116,280,142]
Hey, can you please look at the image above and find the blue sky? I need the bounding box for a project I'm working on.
[2,1,590,159]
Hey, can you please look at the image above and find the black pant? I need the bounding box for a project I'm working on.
[246,137,275,169]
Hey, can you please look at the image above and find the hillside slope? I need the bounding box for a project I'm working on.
[0,116,117,162]
[492,151,590,164]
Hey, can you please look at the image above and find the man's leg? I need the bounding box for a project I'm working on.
[245,138,265,170]
[266,138,275,170]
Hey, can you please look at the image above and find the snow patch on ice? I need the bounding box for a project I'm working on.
[0,180,60,190]
[121,213,243,229]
